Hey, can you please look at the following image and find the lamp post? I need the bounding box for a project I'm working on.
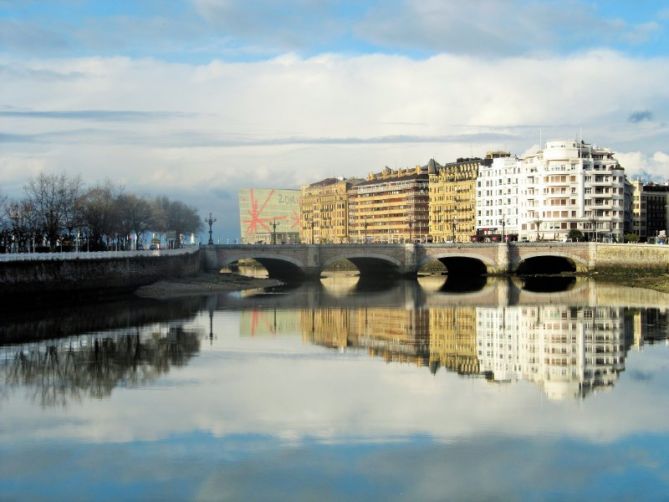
[534,219,542,241]
[364,221,368,243]
[408,221,413,243]
[501,219,506,243]
[205,212,217,245]
[451,220,456,243]
[589,217,597,242]
[271,218,278,245]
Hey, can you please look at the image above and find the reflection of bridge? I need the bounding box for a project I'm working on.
[204,242,669,280]
[210,277,669,311]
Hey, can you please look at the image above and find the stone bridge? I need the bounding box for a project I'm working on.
[201,242,668,280]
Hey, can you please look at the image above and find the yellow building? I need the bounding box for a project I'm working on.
[300,178,360,244]
[429,158,482,243]
[348,166,429,243]
[428,307,479,375]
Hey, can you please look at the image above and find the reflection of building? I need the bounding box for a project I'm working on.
[429,158,482,242]
[429,307,479,374]
[240,309,300,336]
[348,166,429,243]
[630,308,669,348]
[238,188,301,244]
[477,306,631,399]
[301,308,351,348]
[295,301,667,400]
[300,177,362,244]
[302,306,430,366]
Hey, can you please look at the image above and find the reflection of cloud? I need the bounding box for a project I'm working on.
[3,308,669,447]
[4,429,669,500]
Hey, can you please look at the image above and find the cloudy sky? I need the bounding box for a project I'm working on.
[2,0,669,239]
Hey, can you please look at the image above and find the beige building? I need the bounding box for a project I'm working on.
[300,178,360,244]
[429,158,482,242]
[348,166,429,243]
[631,180,669,241]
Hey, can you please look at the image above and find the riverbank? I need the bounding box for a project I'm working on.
[593,270,669,294]
[134,272,283,299]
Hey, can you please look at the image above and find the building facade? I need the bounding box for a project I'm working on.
[630,181,669,241]
[476,152,520,241]
[300,177,360,244]
[348,166,429,243]
[518,140,627,242]
[429,158,483,243]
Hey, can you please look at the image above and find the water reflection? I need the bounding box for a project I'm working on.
[2,277,669,408]
[1,325,201,407]
[241,296,669,400]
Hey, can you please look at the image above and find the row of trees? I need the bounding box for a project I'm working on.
[0,173,203,252]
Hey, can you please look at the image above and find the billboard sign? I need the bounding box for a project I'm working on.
[239,188,300,243]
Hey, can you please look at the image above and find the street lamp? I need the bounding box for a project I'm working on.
[534,219,542,241]
[501,219,506,242]
[451,220,456,243]
[205,212,217,245]
[271,218,278,245]
[589,217,597,242]
[409,221,413,243]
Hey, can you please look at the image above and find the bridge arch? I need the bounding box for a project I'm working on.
[515,253,585,275]
[321,253,403,278]
[419,254,492,277]
[220,253,306,281]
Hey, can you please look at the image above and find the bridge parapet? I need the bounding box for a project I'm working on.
[206,242,669,279]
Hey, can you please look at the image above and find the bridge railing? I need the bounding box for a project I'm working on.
[0,246,199,262]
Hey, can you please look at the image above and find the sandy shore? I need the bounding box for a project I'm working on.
[134,273,283,299]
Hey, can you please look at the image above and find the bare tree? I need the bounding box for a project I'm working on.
[5,199,38,252]
[151,196,202,247]
[24,172,82,249]
[116,194,154,249]
[78,182,121,250]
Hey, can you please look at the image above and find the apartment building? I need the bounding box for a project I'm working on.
[300,177,361,244]
[348,166,429,243]
[429,158,483,243]
[518,140,627,242]
[631,181,669,241]
[476,152,520,241]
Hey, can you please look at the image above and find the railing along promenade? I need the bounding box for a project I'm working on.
[0,246,199,262]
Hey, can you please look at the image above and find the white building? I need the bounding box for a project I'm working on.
[518,140,627,242]
[476,152,521,240]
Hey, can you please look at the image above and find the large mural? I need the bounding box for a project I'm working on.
[238,188,301,243]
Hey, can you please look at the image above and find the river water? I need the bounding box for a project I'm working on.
[2,275,669,500]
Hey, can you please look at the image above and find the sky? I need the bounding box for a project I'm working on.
[2,0,669,240]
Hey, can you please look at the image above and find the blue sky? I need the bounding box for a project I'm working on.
[3,0,669,60]
[2,0,669,240]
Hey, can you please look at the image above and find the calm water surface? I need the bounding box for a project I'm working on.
[2,275,669,500]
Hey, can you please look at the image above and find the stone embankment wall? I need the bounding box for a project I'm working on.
[0,248,201,296]
[594,244,669,273]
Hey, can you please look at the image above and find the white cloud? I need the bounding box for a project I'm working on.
[1,50,669,237]
[617,151,669,181]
